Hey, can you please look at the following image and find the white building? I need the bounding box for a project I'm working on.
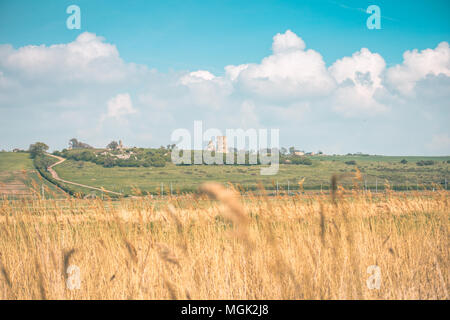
[206,140,215,152]
[217,136,228,154]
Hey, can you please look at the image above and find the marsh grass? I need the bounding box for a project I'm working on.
[0,183,448,299]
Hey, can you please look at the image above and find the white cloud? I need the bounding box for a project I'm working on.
[0,32,146,84]
[329,48,388,116]
[331,85,388,116]
[386,42,450,95]
[272,29,306,53]
[329,48,385,89]
[104,93,136,120]
[179,70,233,109]
[227,30,335,100]
[0,30,449,155]
[266,102,311,122]
[180,70,216,84]
[239,100,260,128]
[225,64,249,81]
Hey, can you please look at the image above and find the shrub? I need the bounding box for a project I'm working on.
[417,160,434,166]
[290,156,313,165]
[29,142,49,159]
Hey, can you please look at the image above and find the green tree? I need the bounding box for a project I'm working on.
[107,141,119,150]
[69,138,93,149]
[103,157,115,168]
[29,142,49,158]
[69,138,79,149]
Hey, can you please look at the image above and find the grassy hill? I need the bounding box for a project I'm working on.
[0,152,66,199]
[2,151,448,198]
[52,154,450,196]
[0,152,34,171]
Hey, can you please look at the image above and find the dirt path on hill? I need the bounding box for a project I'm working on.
[46,154,123,196]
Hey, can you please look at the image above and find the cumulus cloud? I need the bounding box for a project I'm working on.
[239,100,260,128]
[180,70,216,84]
[329,48,385,88]
[329,48,388,115]
[225,30,335,101]
[386,42,450,95]
[272,29,306,53]
[225,64,249,81]
[179,70,233,109]
[0,32,146,84]
[0,30,449,155]
[104,93,136,120]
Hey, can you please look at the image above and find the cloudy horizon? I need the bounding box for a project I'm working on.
[0,1,449,156]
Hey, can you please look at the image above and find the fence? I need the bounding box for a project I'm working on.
[1,176,448,201]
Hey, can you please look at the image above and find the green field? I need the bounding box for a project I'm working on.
[0,152,34,172]
[0,152,66,199]
[53,154,450,196]
[1,152,448,197]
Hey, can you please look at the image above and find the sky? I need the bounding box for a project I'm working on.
[0,0,449,155]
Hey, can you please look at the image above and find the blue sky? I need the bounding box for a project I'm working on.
[1,0,449,72]
[0,0,449,155]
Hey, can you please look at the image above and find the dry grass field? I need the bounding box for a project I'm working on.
[0,181,448,300]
